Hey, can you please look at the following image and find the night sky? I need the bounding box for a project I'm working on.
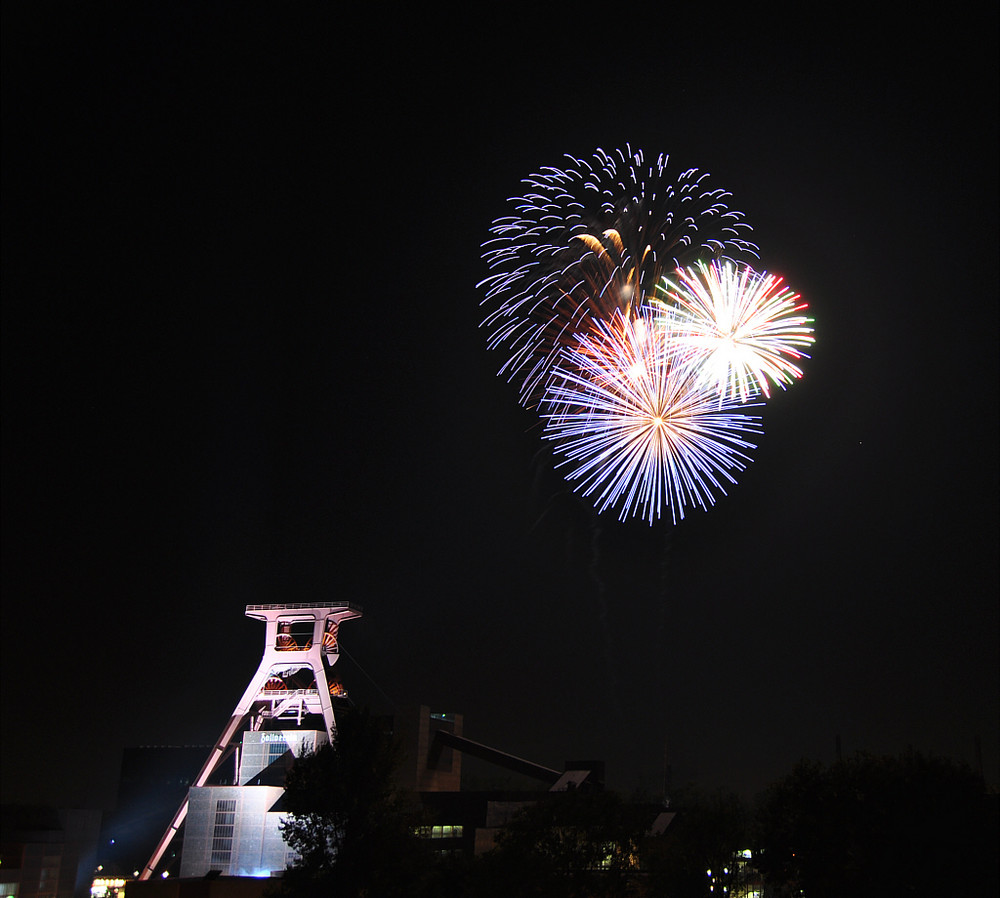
[2,7,997,812]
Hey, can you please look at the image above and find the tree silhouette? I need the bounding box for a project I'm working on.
[754,751,999,897]
[473,788,653,898]
[641,785,750,898]
[276,708,432,897]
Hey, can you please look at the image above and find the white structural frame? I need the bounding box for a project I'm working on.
[139,601,362,880]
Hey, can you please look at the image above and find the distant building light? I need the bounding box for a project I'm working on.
[91,877,127,898]
[414,824,464,839]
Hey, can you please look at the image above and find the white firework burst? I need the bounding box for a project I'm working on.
[655,260,815,403]
[540,307,763,524]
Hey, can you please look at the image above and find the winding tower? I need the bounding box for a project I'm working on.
[140,601,362,880]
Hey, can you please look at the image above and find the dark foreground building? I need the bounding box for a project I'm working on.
[1,805,103,898]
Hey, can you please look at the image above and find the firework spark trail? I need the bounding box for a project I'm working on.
[587,514,625,718]
[541,309,763,524]
[656,260,815,403]
[524,447,625,713]
[479,145,758,406]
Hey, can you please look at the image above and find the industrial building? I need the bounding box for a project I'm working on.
[0,806,102,898]
[120,601,606,895]
[137,602,360,883]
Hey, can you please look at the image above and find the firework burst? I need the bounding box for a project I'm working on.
[479,145,814,525]
[655,260,815,403]
[540,308,763,524]
[479,145,758,405]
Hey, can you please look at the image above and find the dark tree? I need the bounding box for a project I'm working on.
[641,786,751,898]
[754,751,999,897]
[474,789,652,898]
[276,708,433,897]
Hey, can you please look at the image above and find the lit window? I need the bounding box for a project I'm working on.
[416,824,463,840]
